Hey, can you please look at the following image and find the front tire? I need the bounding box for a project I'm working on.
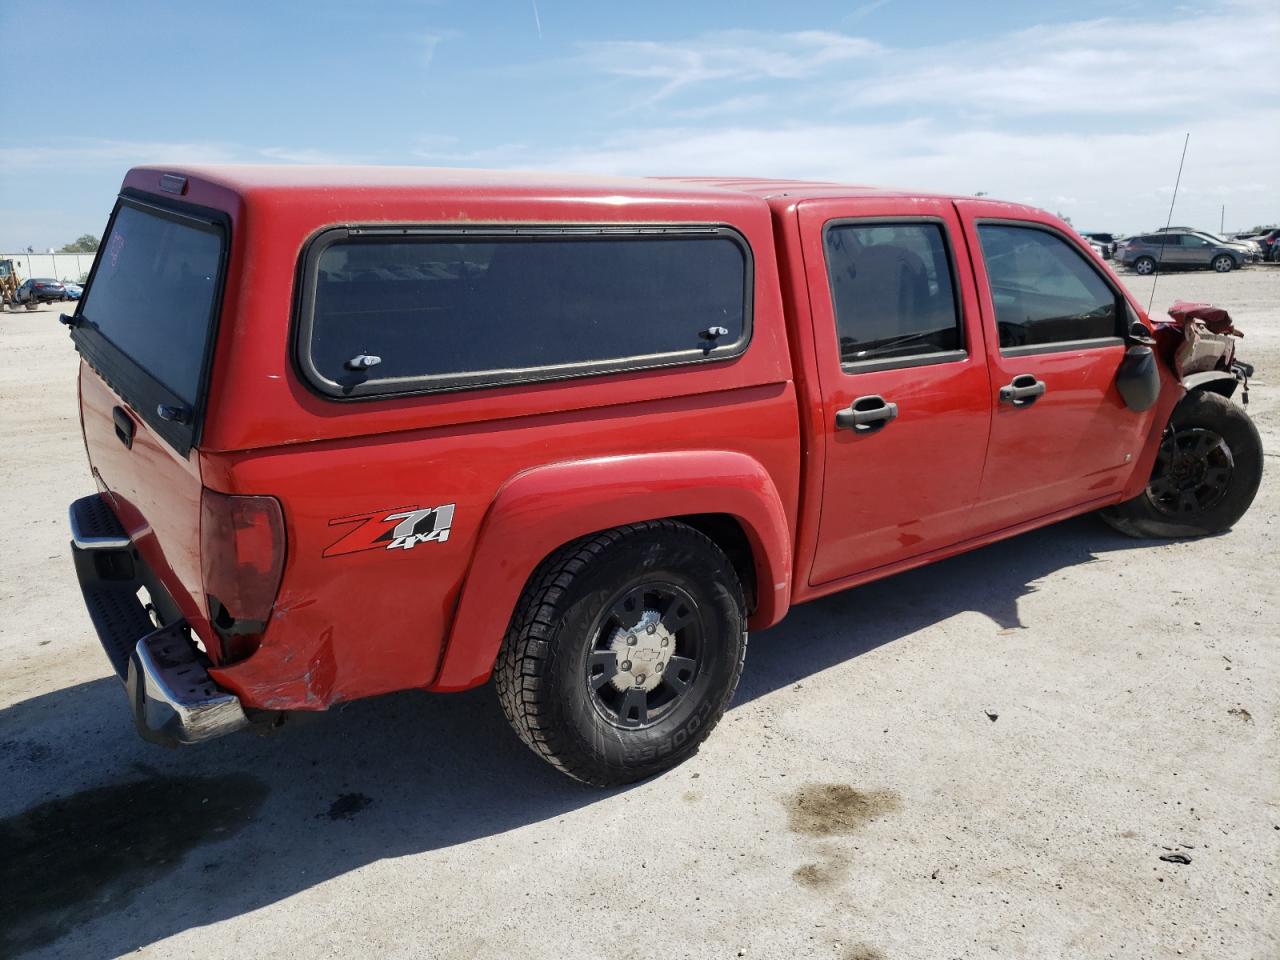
[1134,256,1156,276]
[1212,254,1235,273]
[494,520,747,787]
[1101,391,1262,538]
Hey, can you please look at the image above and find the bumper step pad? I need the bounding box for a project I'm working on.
[126,622,249,745]
[69,494,130,549]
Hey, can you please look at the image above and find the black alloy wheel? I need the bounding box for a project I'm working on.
[1146,427,1234,516]
[585,581,703,730]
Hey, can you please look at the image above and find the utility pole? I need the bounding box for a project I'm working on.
[1220,204,1225,235]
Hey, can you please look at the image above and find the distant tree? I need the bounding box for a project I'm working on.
[1055,211,1073,226]
[59,234,100,253]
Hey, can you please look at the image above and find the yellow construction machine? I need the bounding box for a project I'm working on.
[0,259,36,311]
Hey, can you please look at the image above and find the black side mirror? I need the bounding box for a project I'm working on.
[1116,319,1160,412]
[1126,319,1155,346]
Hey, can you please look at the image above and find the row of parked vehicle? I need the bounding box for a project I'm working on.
[9,277,82,306]
[1081,226,1280,274]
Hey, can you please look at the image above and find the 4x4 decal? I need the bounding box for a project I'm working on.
[323,504,455,557]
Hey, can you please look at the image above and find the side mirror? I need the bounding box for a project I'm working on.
[1126,318,1155,346]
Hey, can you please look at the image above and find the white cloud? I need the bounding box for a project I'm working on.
[258,146,374,164]
[492,1,1279,231]
[843,0,894,24]
[430,110,1280,234]
[0,139,242,171]
[845,8,1280,116]
[577,30,881,107]
[0,139,371,172]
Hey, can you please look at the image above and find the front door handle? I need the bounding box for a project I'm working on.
[999,374,1046,407]
[835,395,899,432]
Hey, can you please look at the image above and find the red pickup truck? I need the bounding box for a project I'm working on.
[66,167,1262,786]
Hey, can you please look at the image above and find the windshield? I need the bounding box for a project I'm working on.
[79,201,224,406]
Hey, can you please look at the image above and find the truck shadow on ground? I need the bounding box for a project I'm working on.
[1,515,1158,958]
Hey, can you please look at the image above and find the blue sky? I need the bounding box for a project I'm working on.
[1,0,1276,249]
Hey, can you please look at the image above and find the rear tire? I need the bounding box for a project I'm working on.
[1212,254,1235,273]
[1101,391,1262,538]
[1134,256,1156,276]
[494,520,747,787]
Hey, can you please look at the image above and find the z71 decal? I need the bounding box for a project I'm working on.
[323,503,456,557]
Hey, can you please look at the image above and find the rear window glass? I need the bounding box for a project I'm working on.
[302,230,750,396]
[79,202,223,405]
[824,222,961,365]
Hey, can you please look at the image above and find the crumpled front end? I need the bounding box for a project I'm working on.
[1153,300,1253,398]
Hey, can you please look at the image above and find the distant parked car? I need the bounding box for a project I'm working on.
[1081,232,1122,258]
[62,282,83,300]
[1116,231,1254,274]
[1197,231,1262,260]
[13,278,67,304]
[1253,228,1280,261]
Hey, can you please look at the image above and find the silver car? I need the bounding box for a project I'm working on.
[1116,231,1255,275]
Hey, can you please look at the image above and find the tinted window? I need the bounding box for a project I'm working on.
[824,222,961,364]
[977,225,1120,349]
[304,232,749,394]
[79,202,224,405]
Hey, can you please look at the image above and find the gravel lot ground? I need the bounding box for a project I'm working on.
[1,267,1277,960]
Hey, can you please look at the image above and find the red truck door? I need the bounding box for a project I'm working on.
[954,202,1157,529]
[795,197,993,585]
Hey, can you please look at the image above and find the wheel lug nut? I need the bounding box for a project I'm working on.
[635,674,646,685]
[661,638,669,647]
[626,635,637,646]
[620,660,632,672]
[646,624,656,635]
[656,662,664,672]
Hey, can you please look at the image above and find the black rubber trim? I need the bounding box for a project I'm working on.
[290,223,755,401]
[70,494,188,680]
[999,336,1125,358]
[72,542,153,680]
[1182,369,1239,398]
[840,349,968,374]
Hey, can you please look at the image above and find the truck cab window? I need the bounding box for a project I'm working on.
[824,222,962,365]
[977,224,1121,350]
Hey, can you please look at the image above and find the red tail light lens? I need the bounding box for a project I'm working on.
[200,489,286,663]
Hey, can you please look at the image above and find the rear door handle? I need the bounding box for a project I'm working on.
[999,374,1046,407]
[112,405,135,449]
[835,395,899,432]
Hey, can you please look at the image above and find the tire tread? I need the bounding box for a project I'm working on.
[493,520,746,786]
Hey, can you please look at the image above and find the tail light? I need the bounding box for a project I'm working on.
[200,489,286,664]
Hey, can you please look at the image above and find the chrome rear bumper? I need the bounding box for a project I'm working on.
[125,621,249,745]
[69,493,248,746]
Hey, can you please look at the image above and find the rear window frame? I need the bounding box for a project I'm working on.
[70,190,231,457]
[820,214,968,374]
[292,223,755,401]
